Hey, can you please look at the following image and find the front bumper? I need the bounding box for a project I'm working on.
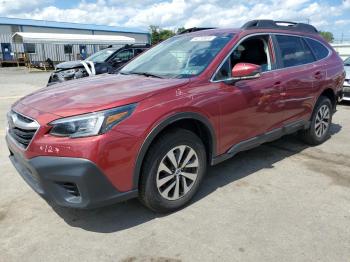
[8,142,138,209]
[47,72,74,86]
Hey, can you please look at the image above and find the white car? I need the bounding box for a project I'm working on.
[343,57,350,101]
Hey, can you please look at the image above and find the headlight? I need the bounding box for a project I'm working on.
[49,104,136,138]
[62,69,78,76]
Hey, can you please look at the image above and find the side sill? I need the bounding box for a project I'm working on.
[211,119,309,165]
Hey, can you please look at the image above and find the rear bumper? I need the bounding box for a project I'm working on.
[8,145,138,209]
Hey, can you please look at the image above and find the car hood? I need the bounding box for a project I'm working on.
[56,60,84,70]
[15,74,189,117]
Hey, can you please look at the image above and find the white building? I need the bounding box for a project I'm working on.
[0,17,150,64]
[331,43,350,60]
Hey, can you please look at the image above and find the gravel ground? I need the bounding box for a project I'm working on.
[0,67,350,262]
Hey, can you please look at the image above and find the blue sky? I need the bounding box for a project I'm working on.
[0,0,349,41]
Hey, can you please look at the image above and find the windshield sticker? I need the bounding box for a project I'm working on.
[190,36,216,42]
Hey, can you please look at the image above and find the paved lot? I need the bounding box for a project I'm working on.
[0,67,350,262]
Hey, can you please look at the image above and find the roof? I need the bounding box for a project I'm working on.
[185,27,325,41]
[0,17,148,35]
[12,32,135,44]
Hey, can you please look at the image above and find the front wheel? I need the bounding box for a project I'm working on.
[139,129,207,213]
[299,96,332,145]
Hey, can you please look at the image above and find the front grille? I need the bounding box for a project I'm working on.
[7,111,39,149]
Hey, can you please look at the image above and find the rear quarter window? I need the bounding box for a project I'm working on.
[276,35,315,68]
[305,38,330,60]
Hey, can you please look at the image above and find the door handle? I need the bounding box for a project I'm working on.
[273,81,281,87]
[273,81,286,96]
[314,71,324,80]
[273,81,283,90]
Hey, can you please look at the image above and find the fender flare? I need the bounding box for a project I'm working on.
[132,112,217,189]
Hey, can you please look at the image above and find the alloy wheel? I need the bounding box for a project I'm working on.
[315,104,330,138]
[156,145,199,201]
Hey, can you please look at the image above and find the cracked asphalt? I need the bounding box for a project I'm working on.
[0,67,350,262]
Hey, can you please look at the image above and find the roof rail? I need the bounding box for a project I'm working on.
[178,27,216,35]
[241,20,318,34]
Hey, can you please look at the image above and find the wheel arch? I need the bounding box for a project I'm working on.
[319,88,336,111]
[132,112,217,189]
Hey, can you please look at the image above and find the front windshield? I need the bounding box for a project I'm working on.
[344,57,350,66]
[86,49,116,62]
[120,33,234,78]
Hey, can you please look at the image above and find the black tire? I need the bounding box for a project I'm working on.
[139,129,207,213]
[299,96,333,145]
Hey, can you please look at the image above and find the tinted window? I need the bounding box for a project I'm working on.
[113,49,134,62]
[276,35,314,68]
[23,43,36,54]
[214,35,272,81]
[214,58,230,81]
[305,38,329,60]
[64,45,73,54]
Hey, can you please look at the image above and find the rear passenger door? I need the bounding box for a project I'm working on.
[274,34,318,124]
[304,37,331,93]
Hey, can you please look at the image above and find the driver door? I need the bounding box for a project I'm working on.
[212,34,285,152]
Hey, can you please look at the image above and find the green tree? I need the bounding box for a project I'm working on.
[176,27,186,34]
[319,31,334,43]
[149,25,175,45]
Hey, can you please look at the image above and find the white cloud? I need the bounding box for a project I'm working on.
[0,0,51,13]
[343,0,350,8]
[0,0,349,34]
[335,19,350,26]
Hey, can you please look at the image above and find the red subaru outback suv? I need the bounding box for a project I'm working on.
[6,20,345,212]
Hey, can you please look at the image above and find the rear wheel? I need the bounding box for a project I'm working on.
[139,129,207,213]
[299,96,332,145]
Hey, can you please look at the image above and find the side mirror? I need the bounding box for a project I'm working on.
[232,63,261,79]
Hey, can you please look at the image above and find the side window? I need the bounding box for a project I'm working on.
[305,38,329,60]
[23,43,36,54]
[213,35,272,81]
[276,35,315,68]
[64,44,73,54]
[112,49,134,62]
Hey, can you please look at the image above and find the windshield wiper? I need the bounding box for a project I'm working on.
[120,71,164,79]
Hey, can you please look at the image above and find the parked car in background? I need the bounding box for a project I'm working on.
[343,57,350,101]
[7,20,345,213]
[47,44,150,85]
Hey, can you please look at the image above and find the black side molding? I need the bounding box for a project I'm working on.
[212,120,309,165]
